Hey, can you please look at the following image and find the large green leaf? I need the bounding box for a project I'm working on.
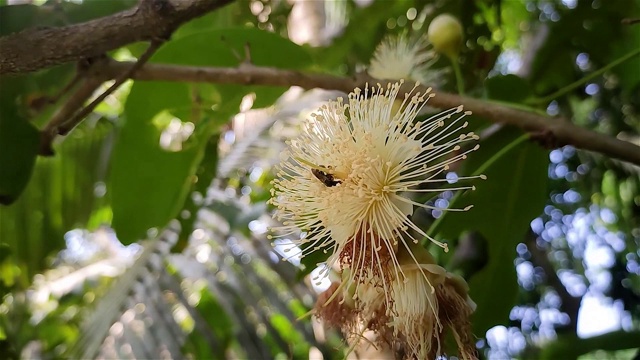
[174,136,219,252]
[435,127,548,336]
[0,1,135,37]
[485,74,532,103]
[110,28,312,244]
[529,0,631,96]
[110,87,217,244]
[172,2,249,39]
[0,4,43,36]
[610,15,640,93]
[128,2,251,57]
[0,77,39,205]
[0,120,113,281]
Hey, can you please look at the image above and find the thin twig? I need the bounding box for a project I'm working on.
[0,0,235,75]
[621,18,640,25]
[46,56,111,109]
[92,60,640,166]
[39,76,104,155]
[47,72,83,106]
[57,40,163,136]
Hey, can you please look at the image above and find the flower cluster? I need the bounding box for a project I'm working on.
[268,82,482,359]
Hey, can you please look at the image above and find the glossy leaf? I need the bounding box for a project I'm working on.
[485,74,532,103]
[611,24,640,93]
[172,2,247,39]
[0,77,39,205]
[435,127,548,335]
[110,28,312,243]
[0,1,135,37]
[529,0,631,96]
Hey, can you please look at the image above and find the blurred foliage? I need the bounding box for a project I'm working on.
[0,0,639,359]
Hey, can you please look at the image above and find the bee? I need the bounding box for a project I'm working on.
[312,168,341,187]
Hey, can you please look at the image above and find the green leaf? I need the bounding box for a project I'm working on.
[110,90,217,243]
[485,74,532,103]
[435,127,548,336]
[150,27,311,68]
[174,136,219,252]
[0,4,41,36]
[611,21,640,93]
[1,119,113,281]
[59,0,136,25]
[110,28,311,243]
[172,2,246,39]
[529,0,631,96]
[0,1,135,36]
[0,76,40,205]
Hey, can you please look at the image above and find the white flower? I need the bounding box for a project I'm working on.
[389,263,446,359]
[389,263,478,360]
[268,82,481,298]
[369,34,445,86]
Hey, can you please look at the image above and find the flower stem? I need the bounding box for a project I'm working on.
[451,58,465,95]
[527,47,640,105]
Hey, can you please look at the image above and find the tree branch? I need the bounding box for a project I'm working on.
[92,59,640,166]
[59,40,163,135]
[0,0,234,75]
[39,76,104,155]
[39,41,162,155]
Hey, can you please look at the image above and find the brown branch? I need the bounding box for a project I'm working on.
[621,18,640,25]
[0,0,235,75]
[39,41,163,155]
[98,60,359,92]
[59,40,163,135]
[39,76,104,155]
[92,60,640,166]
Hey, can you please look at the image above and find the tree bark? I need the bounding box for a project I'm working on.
[90,60,640,166]
[0,0,234,75]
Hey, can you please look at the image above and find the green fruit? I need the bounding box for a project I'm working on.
[428,14,464,60]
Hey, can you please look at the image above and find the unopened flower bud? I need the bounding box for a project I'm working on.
[428,14,464,60]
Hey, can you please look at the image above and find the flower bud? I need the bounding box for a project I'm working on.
[427,14,464,60]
